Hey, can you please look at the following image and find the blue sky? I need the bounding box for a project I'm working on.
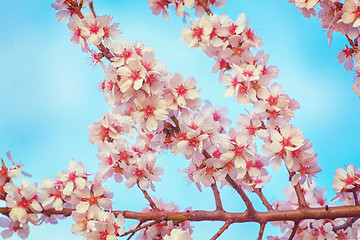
[1,0,360,239]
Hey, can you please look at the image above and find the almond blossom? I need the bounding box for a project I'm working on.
[180,15,212,48]
[133,93,170,132]
[4,179,42,224]
[57,158,88,196]
[75,183,113,219]
[0,218,29,239]
[340,0,360,28]
[52,0,89,22]
[168,73,200,109]
[332,164,360,202]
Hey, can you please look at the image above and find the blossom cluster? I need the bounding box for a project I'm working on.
[289,0,360,97]
[0,155,125,239]
[178,10,321,187]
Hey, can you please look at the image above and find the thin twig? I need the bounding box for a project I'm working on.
[125,221,142,240]
[245,173,273,211]
[225,174,256,216]
[254,188,273,211]
[353,188,359,205]
[211,182,223,211]
[257,223,266,240]
[89,0,97,18]
[138,183,159,211]
[121,218,166,237]
[289,171,308,209]
[210,220,232,240]
[288,221,300,240]
[333,216,360,232]
[345,34,358,51]
[170,115,180,132]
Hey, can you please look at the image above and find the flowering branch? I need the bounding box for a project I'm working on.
[1,205,360,224]
[1,1,358,239]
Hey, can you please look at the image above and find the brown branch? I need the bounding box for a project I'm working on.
[202,149,212,159]
[333,216,360,232]
[210,220,232,240]
[121,218,166,237]
[138,183,159,211]
[65,1,84,18]
[125,221,142,240]
[345,34,358,51]
[254,188,273,211]
[225,174,256,216]
[170,115,180,132]
[96,43,114,61]
[289,171,308,209]
[244,172,273,211]
[288,221,300,240]
[1,205,360,224]
[257,223,266,240]
[353,188,359,205]
[89,0,97,18]
[211,182,223,211]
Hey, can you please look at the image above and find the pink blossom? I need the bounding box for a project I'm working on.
[340,0,360,28]
[338,45,355,71]
[4,179,42,224]
[133,93,170,132]
[332,164,360,193]
[125,153,163,190]
[180,16,212,48]
[0,218,29,239]
[67,16,90,51]
[75,183,113,219]
[57,159,88,196]
[147,0,170,20]
[52,0,89,22]
[169,73,200,109]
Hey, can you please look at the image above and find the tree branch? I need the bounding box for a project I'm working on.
[353,188,359,206]
[288,221,299,240]
[333,216,359,232]
[211,182,223,211]
[1,205,360,224]
[257,223,266,240]
[225,174,256,216]
[138,183,159,211]
[120,218,166,237]
[210,220,232,240]
[253,188,273,211]
[289,171,308,209]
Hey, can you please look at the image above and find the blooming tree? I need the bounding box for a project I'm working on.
[1,0,360,239]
